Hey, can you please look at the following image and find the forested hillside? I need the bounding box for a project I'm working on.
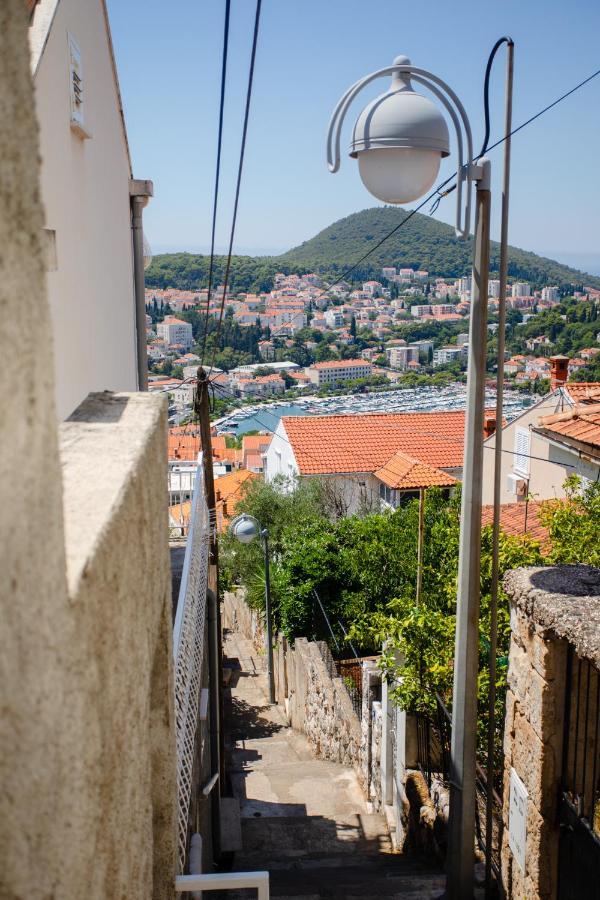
[145,206,600,293]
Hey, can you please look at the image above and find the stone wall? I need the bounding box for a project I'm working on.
[223,588,266,653]
[222,591,388,804]
[501,565,600,900]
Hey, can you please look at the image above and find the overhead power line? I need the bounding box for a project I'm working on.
[207,0,262,378]
[200,0,231,366]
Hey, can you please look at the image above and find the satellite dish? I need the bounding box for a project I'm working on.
[143,234,153,271]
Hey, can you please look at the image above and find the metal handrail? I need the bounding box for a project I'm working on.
[175,870,269,898]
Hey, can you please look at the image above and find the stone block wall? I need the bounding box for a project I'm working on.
[501,565,600,900]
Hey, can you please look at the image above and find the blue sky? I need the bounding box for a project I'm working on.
[107,0,600,271]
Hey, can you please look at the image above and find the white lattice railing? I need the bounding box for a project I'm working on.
[173,453,210,874]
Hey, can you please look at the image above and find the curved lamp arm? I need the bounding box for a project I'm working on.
[326,63,475,239]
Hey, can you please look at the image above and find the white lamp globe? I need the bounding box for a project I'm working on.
[357,147,441,204]
[230,514,260,545]
[350,55,449,205]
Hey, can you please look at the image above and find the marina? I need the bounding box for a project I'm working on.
[214,384,539,436]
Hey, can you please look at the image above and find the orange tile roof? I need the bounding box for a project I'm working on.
[375,452,458,490]
[242,434,273,451]
[538,411,600,450]
[565,382,600,404]
[168,430,201,461]
[481,501,548,546]
[281,412,467,475]
[311,359,371,370]
[214,470,258,531]
[537,383,600,451]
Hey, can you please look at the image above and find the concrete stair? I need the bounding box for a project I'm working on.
[229,813,445,899]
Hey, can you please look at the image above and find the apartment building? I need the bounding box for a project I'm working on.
[386,346,420,370]
[433,345,468,367]
[157,316,194,349]
[306,359,373,387]
[411,304,432,317]
[512,282,531,298]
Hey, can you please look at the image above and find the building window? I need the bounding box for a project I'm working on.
[514,427,531,476]
[68,34,91,139]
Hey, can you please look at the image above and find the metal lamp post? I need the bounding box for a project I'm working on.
[327,56,491,899]
[229,514,275,704]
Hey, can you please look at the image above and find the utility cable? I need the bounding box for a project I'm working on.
[200,0,231,365]
[207,0,262,378]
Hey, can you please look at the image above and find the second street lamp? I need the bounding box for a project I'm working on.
[229,514,276,704]
[327,55,491,899]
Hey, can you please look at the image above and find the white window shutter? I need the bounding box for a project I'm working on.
[68,34,84,129]
[514,427,531,475]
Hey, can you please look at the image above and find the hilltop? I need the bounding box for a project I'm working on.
[145,206,600,293]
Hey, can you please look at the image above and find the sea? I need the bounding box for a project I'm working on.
[215,384,538,436]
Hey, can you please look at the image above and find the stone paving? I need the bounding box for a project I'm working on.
[222,628,446,899]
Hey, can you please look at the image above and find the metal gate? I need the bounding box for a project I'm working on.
[558,646,600,900]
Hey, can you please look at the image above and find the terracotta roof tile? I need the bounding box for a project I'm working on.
[375,451,458,490]
[281,412,467,475]
[481,501,548,545]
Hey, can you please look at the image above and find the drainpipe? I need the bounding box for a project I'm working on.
[129,179,153,391]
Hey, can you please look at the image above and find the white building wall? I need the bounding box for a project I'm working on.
[32,0,138,419]
[480,391,598,504]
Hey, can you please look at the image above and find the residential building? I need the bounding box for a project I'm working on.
[382,266,396,280]
[433,346,468,367]
[481,360,600,504]
[410,339,434,359]
[265,411,468,514]
[431,304,456,316]
[512,282,531,298]
[362,280,383,297]
[233,374,286,398]
[324,308,345,329]
[411,305,432,317]
[541,286,560,302]
[457,333,470,347]
[306,359,373,387]
[258,339,275,360]
[489,279,501,298]
[456,276,472,294]
[241,433,272,473]
[386,346,420,370]
[30,0,152,418]
[157,316,194,349]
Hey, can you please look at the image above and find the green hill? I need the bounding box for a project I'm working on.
[279,206,600,288]
[145,206,600,293]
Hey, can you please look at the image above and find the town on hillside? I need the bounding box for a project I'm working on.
[147,267,600,426]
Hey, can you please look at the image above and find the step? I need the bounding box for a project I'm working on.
[239,813,392,859]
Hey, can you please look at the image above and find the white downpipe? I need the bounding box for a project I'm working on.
[175,870,269,899]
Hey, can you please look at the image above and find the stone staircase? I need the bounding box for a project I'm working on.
[233,812,446,899]
[221,628,445,899]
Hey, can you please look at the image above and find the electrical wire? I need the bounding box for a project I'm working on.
[200,0,231,365]
[207,0,262,378]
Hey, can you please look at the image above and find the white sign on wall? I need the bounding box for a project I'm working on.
[509,767,528,873]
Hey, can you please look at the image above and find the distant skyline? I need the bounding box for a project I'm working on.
[107,0,600,271]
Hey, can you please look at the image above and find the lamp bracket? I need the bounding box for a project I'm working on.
[327,60,475,238]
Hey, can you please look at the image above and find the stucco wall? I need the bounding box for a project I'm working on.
[481,393,579,505]
[31,0,138,419]
[61,392,177,898]
[1,9,176,897]
[0,3,72,894]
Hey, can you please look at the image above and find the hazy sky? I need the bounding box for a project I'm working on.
[107,0,600,268]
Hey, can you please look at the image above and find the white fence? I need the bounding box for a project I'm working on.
[172,454,211,874]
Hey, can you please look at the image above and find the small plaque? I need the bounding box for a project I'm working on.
[509,767,528,873]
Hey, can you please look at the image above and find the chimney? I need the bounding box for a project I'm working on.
[550,355,569,391]
[483,413,497,440]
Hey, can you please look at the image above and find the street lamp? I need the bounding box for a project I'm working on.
[229,514,275,704]
[327,56,492,899]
